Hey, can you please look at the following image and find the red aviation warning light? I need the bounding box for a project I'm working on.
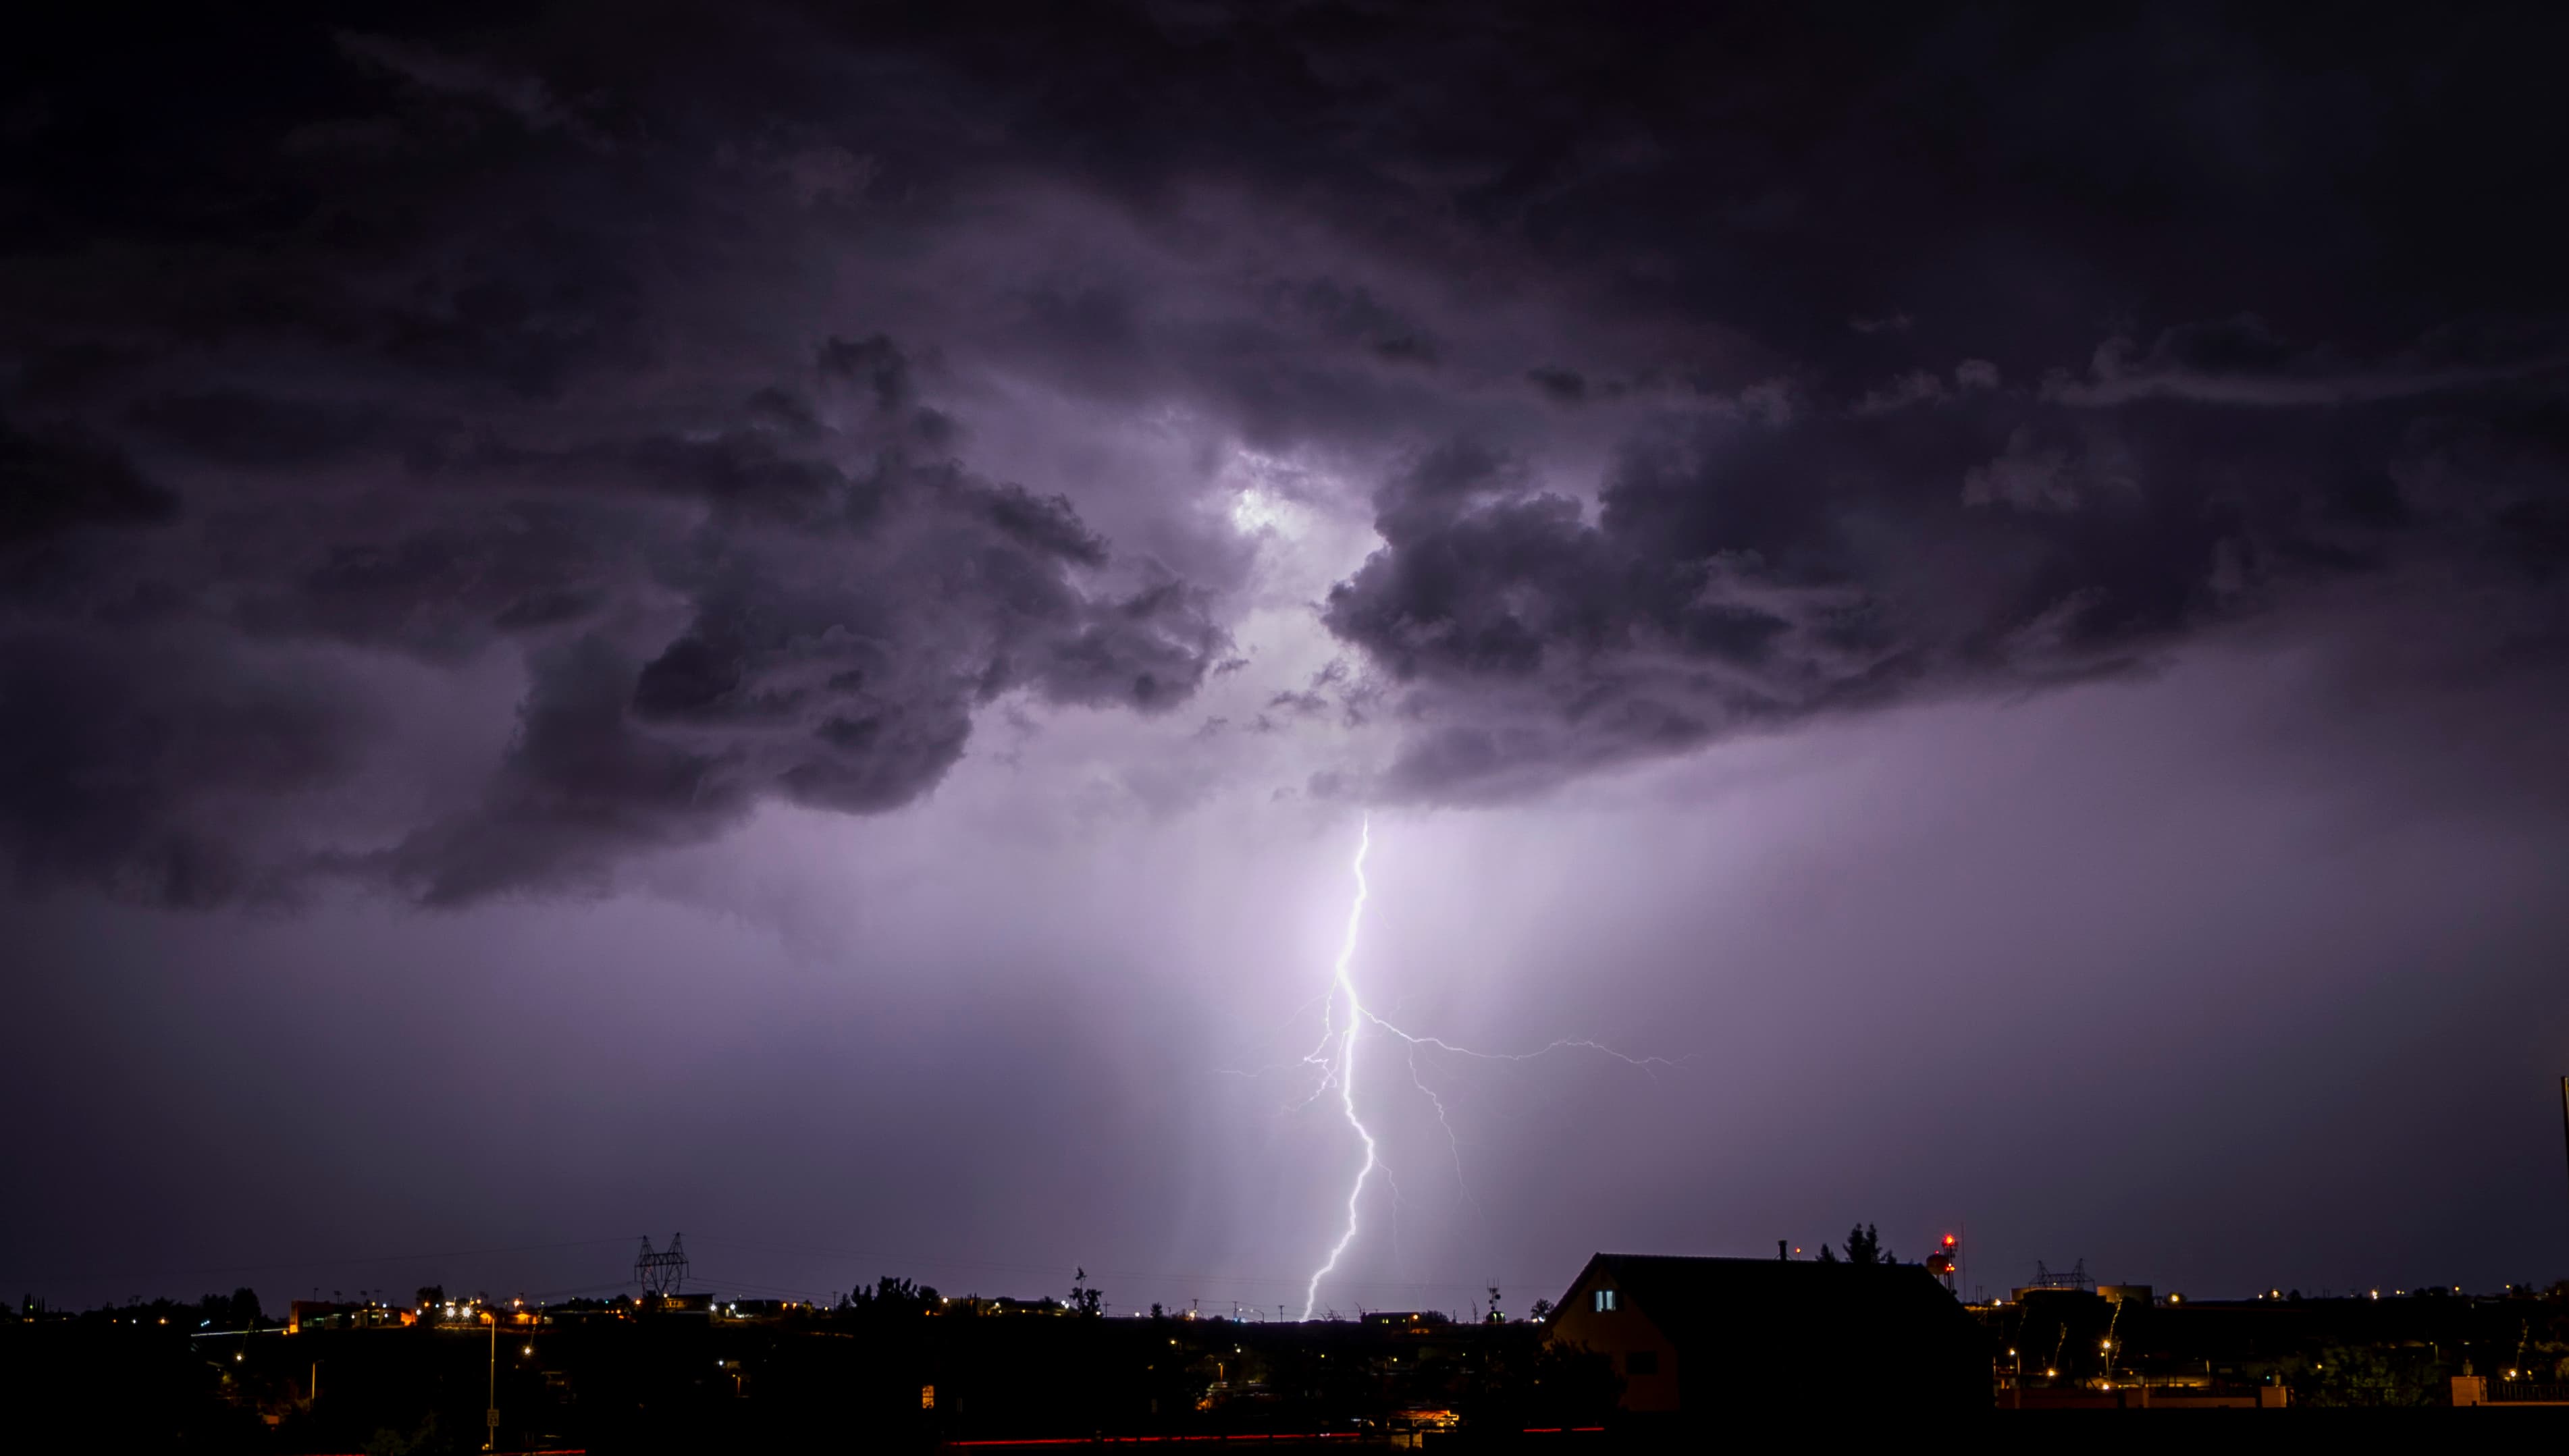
[1926,1234,1959,1291]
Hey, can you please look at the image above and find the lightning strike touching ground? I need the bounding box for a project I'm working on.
[1296,815,1676,1321]
[1300,815,1377,1322]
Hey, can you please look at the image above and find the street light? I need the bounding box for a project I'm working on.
[482,1311,499,1452]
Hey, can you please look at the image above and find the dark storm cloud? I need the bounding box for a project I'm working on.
[0,6,1252,903]
[797,2,2567,802]
[0,416,176,543]
[3,2,2566,884]
[0,321,1224,902]
[1328,344,2569,798]
[1250,5,2569,798]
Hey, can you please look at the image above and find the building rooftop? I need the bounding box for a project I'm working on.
[1564,1253,1977,1353]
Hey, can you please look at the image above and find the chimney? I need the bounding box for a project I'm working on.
[1778,1240,1789,1261]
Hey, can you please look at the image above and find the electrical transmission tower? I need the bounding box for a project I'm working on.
[2028,1259,2092,1293]
[635,1233,689,1297]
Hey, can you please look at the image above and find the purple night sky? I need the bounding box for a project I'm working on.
[5,5,2568,1318]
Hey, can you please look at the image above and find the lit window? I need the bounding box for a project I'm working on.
[1593,1289,1618,1313]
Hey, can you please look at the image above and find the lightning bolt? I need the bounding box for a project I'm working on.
[1300,815,1377,1322]
[1296,813,1676,1322]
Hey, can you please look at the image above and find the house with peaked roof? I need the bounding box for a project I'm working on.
[1547,1253,1988,1416]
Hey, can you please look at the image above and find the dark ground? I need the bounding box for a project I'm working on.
[7,1293,2566,1452]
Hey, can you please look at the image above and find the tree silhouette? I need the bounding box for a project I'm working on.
[1069,1268,1103,1317]
[847,1275,939,1315]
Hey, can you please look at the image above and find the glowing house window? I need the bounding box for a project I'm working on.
[1593,1289,1618,1312]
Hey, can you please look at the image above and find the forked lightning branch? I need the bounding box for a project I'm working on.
[1295,815,1674,1320]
